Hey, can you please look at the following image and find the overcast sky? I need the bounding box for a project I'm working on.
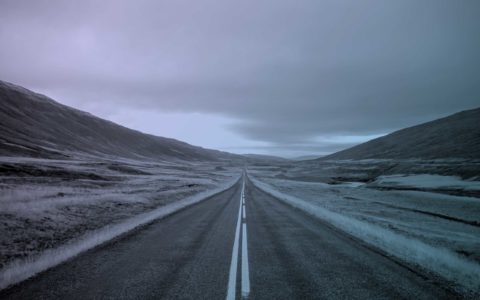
[1,0,479,157]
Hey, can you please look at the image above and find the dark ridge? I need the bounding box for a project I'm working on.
[0,80,242,162]
[321,108,480,160]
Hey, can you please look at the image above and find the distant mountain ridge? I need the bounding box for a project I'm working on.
[0,80,242,162]
[243,154,289,162]
[322,108,480,160]
[292,155,324,161]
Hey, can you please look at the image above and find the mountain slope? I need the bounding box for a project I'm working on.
[0,80,241,162]
[322,108,480,160]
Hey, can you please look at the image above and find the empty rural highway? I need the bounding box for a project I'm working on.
[0,175,460,299]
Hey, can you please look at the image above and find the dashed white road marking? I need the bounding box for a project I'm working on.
[241,223,250,298]
[226,175,251,300]
[226,184,243,300]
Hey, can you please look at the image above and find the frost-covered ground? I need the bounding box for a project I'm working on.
[260,158,480,197]
[372,174,480,191]
[0,156,240,270]
[248,164,480,293]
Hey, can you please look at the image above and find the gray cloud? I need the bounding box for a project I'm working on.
[1,0,479,154]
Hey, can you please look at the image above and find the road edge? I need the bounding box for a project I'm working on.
[0,175,242,291]
[247,174,480,296]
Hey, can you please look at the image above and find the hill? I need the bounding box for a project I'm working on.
[322,108,480,160]
[0,80,241,162]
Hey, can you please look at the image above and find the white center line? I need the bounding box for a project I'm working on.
[241,223,250,298]
[226,183,243,300]
[226,175,251,300]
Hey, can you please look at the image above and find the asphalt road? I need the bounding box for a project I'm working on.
[0,175,459,299]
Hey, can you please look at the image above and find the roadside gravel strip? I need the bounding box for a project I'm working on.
[249,175,480,295]
[0,176,241,291]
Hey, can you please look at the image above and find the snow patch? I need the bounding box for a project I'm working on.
[334,181,365,188]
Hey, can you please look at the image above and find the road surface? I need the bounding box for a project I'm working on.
[0,175,459,299]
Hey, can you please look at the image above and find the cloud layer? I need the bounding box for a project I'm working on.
[1,0,479,156]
